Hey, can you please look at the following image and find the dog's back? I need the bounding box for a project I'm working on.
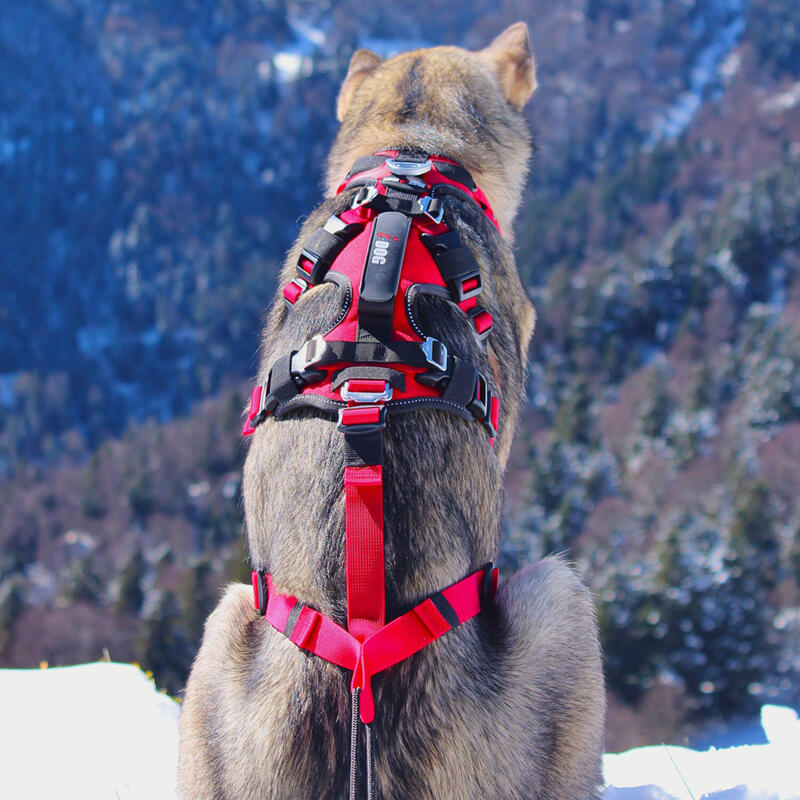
[179,25,605,800]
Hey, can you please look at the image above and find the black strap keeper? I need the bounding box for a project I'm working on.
[430,591,461,629]
[481,562,495,605]
[443,359,478,406]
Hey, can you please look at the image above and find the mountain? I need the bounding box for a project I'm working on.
[1,0,799,745]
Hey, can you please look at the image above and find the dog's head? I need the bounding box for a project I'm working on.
[327,23,537,240]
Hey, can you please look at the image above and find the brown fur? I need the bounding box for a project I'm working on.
[179,24,605,800]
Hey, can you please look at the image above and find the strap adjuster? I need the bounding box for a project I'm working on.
[291,335,329,375]
[418,195,444,224]
[352,185,379,208]
[421,337,448,371]
[341,379,393,404]
[296,247,324,283]
[468,306,493,339]
[337,405,387,434]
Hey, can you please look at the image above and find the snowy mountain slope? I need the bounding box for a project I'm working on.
[1,663,797,800]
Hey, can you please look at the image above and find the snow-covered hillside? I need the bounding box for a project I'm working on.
[1,663,797,800]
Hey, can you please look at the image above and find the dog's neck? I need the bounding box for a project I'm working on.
[325,138,528,242]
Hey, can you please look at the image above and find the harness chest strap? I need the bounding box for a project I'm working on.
[252,565,499,724]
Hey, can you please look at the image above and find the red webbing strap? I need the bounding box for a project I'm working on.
[345,464,386,641]
[255,566,499,724]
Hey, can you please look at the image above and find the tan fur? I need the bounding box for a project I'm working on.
[179,23,605,800]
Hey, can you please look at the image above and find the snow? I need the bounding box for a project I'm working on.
[647,0,746,146]
[603,706,800,799]
[0,663,180,800]
[0,662,797,800]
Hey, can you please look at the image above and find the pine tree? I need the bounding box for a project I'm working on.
[116,549,146,614]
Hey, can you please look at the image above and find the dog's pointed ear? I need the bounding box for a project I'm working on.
[337,49,382,122]
[480,22,537,109]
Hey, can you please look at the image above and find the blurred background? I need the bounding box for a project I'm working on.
[1,0,799,751]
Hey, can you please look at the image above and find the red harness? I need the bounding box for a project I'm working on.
[243,149,501,795]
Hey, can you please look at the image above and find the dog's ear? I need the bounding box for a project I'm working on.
[480,22,537,109]
[337,49,382,121]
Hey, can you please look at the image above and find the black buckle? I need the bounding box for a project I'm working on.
[455,271,483,303]
[481,562,496,605]
[255,569,268,616]
[337,405,387,435]
[467,305,493,341]
[380,175,427,194]
[467,373,488,420]
[296,247,326,284]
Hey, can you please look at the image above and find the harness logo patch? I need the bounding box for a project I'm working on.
[371,232,400,265]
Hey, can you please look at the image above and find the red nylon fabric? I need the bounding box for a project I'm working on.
[344,465,386,641]
[257,568,496,723]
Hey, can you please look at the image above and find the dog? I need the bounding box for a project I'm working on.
[178,22,605,800]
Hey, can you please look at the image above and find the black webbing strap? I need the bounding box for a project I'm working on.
[343,429,384,468]
[312,339,432,368]
[347,155,386,177]
[332,367,407,391]
[298,216,364,285]
[420,230,482,303]
[443,358,477,406]
[260,352,300,416]
[432,160,476,190]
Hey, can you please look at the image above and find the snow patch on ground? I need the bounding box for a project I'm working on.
[0,663,798,800]
[0,663,180,800]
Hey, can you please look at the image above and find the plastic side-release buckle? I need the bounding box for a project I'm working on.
[337,405,387,434]
[352,185,380,209]
[467,373,488,420]
[251,569,268,616]
[484,394,500,439]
